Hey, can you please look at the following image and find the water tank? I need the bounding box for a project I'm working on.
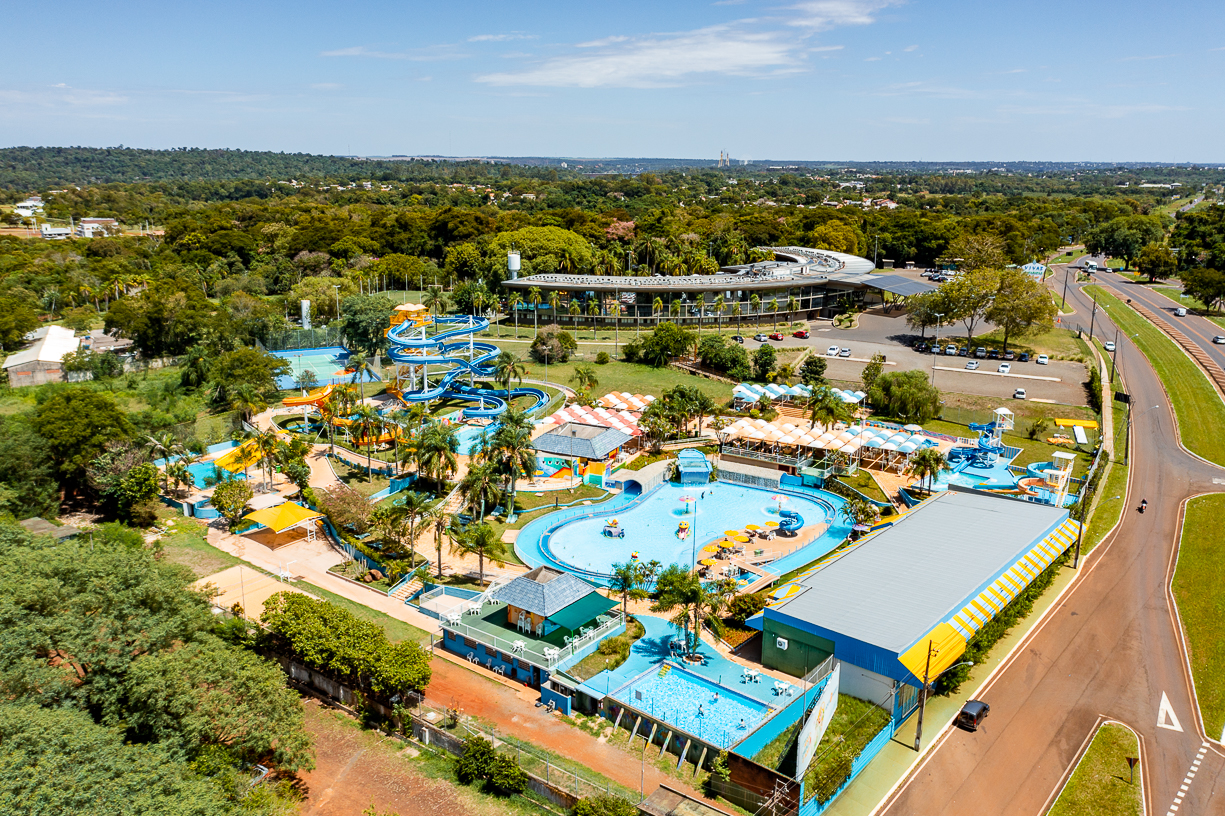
[507,251,521,280]
[300,299,311,330]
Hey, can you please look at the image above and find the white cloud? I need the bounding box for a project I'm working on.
[321,45,462,61]
[903,44,918,51]
[1118,53,1178,62]
[787,0,901,31]
[575,35,630,48]
[468,33,537,42]
[477,25,800,88]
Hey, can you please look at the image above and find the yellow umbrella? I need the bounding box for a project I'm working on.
[699,558,717,566]
[745,524,761,531]
[718,540,736,549]
[734,535,751,543]
[701,545,718,554]
[766,521,780,527]
[724,529,741,536]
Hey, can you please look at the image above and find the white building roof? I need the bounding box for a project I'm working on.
[3,326,80,369]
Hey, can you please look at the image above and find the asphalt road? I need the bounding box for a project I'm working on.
[878,267,1225,816]
[736,313,1088,405]
[1088,275,1225,371]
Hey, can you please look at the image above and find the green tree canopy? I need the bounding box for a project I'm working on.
[868,370,941,424]
[340,293,396,355]
[985,268,1056,350]
[33,388,133,489]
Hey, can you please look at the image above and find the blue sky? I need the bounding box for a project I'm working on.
[3,0,1222,161]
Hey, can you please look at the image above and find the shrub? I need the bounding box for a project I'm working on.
[595,351,611,365]
[455,736,527,796]
[573,794,637,816]
[868,370,940,424]
[726,592,767,626]
[1086,366,1102,413]
[530,325,577,364]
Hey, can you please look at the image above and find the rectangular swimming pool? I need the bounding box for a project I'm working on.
[611,662,773,749]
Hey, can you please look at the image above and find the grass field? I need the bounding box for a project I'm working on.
[1048,722,1143,816]
[1086,286,1225,466]
[564,617,646,682]
[1172,494,1225,741]
[1082,337,1130,554]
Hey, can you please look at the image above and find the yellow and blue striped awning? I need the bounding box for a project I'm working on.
[948,517,1080,640]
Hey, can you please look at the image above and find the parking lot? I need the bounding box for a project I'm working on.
[735,311,1090,406]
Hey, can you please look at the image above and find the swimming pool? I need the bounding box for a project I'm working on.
[454,422,499,455]
[520,480,847,579]
[186,461,246,489]
[611,662,773,750]
[271,346,380,390]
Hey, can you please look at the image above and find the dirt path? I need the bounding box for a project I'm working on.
[426,657,703,802]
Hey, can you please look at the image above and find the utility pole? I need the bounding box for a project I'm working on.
[1088,295,1098,342]
[913,640,933,751]
[1061,265,1072,312]
[931,313,944,386]
[1110,328,1120,385]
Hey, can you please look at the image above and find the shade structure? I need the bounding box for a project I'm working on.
[724,529,741,536]
[718,541,735,549]
[881,442,898,451]
[734,535,751,543]
[700,558,717,566]
[778,435,797,445]
[214,439,261,473]
[904,424,924,432]
[243,501,323,533]
[865,437,884,448]
[765,521,779,527]
[745,524,761,531]
[780,423,797,431]
[702,545,718,553]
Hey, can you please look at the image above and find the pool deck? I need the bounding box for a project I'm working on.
[575,615,802,707]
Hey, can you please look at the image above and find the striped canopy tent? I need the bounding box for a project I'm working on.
[763,384,789,400]
[787,384,813,399]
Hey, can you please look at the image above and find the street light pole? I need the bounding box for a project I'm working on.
[1088,295,1098,342]
[930,313,944,386]
[1110,328,1120,385]
[1061,265,1071,313]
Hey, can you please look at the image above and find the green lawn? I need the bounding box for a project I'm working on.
[476,485,614,566]
[802,695,892,805]
[329,456,392,497]
[834,470,890,504]
[948,326,1088,361]
[1173,494,1225,740]
[1048,723,1143,816]
[1081,337,1129,554]
[564,617,646,682]
[1086,286,1225,466]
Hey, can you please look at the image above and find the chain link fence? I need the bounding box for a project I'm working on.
[262,326,347,351]
[164,410,241,448]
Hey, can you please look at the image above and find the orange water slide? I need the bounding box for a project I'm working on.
[282,384,336,408]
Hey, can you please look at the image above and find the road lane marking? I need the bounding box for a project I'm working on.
[1159,692,1184,731]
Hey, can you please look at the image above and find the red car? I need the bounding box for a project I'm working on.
[769,332,785,341]
[792,329,810,339]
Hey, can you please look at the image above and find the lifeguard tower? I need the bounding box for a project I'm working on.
[1043,451,1077,507]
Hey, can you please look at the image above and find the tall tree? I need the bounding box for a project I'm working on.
[985,267,1056,350]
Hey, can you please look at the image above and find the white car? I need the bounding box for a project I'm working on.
[827,345,839,356]
[1014,388,1027,400]
[839,348,852,357]
[1175,307,1188,317]
[1104,341,1115,352]
[998,363,1011,374]
[945,345,958,356]
[1214,336,1225,345]
[966,360,980,370]
[1036,354,1049,365]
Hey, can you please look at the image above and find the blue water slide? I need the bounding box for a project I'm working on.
[967,421,995,433]
[778,509,804,534]
[384,314,549,419]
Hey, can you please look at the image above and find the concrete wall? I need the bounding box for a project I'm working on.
[440,628,543,686]
[5,361,65,387]
[762,617,834,679]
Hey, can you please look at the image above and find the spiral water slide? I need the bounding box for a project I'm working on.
[385,315,548,418]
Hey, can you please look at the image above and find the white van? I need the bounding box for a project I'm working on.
[1175,307,1188,317]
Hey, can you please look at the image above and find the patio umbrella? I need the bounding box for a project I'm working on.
[734,535,751,543]
[770,494,789,503]
[745,524,761,531]
[853,524,871,532]
[904,424,923,432]
[766,521,779,527]
[702,545,718,553]
[718,541,736,549]
[700,558,717,566]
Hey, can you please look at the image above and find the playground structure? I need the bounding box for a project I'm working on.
[677,521,690,540]
[948,407,1013,468]
[281,383,405,447]
[602,519,625,538]
[1014,452,1077,506]
[384,305,548,419]
[777,509,804,536]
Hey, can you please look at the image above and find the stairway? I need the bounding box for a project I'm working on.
[390,576,422,602]
[775,404,809,421]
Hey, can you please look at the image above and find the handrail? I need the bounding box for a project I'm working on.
[442,609,623,668]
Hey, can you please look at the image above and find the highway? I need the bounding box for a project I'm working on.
[1087,273,1225,371]
[877,262,1225,816]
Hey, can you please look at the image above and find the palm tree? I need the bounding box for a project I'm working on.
[587,299,600,340]
[166,461,191,496]
[395,490,431,569]
[228,384,267,424]
[459,460,501,521]
[768,297,779,330]
[570,365,598,397]
[840,498,880,530]
[528,286,542,336]
[548,290,561,324]
[144,431,181,491]
[732,299,742,332]
[417,422,460,490]
[695,294,705,339]
[568,300,581,328]
[347,351,374,400]
[807,386,854,432]
[609,562,647,616]
[253,428,280,492]
[492,350,526,393]
[669,299,682,321]
[351,403,384,479]
[322,394,344,453]
[507,292,522,338]
[905,447,950,494]
[651,296,662,334]
[713,295,726,335]
[750,294,761,330]
[787,296,800,325]
[491,410,536,522]
[423,286,448,319]
[450,521,507,587]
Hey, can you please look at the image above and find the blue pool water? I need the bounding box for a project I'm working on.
[612,662,773,750]
[454,422,500,455]
[186,461,246,489]
[522,480,847,579]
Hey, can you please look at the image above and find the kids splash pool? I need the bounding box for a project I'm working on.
[611,662,775,750]
[516,480,849,581]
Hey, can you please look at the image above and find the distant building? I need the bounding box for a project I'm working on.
[2,325,80,387]
[76,218,119,238]
[14,197,44,217]
[80,328,134,355]
[19,517,82,541]
[39,224,72,240]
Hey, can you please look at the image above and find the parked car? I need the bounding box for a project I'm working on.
[975,347,987,358]
[958,346,968,357]
[1214,336,1225,345]
[998,363,1011,374]
[1013,388,1027,400]
[1175,307,1188,317]
[754,333,768,342]
[827,345,840,356]
[769,332,784,341]
[914,341,930,353]
[732,335,745,344]
[1003,350,1015,361]
[839,347,852,357]
[1018,352,1031,362]
[987,348,1001,360]
[966,360,980,370]
[793,329,810,339]
[1036,354,1049,365]
[955,700,991,732]
[945,345,958,356]
[1103,341,1115,352]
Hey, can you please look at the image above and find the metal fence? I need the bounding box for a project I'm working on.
[262,325,347,351]
[164,410,242,447]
